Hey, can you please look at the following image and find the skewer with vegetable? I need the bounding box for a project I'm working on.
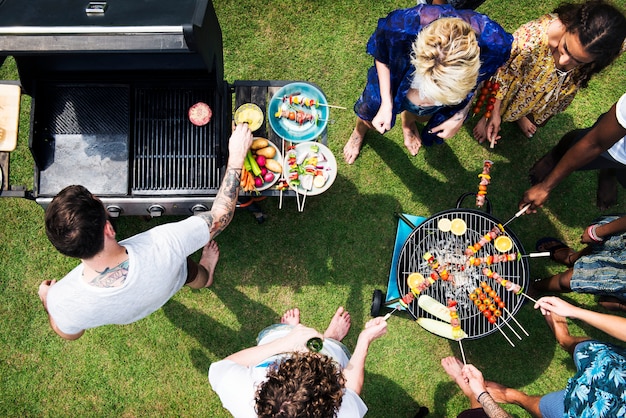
[476,160,493,208]
[467,252,519,267]
[423,251,453,282]
[464,226,502,256]
[482,267,523,295]
[407,272,436,296]
[417,295,467,340]
[274,109,320,125]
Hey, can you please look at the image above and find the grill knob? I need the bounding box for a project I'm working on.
[191,204,209,214]
[148,204,165,217]
[106,205,122,218]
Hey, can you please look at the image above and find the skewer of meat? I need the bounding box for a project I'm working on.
[407,272,436,295]
[469,287,516,346]
[274,109,319,125]
[476,160,493,208]
[467,252,519,266]
[482,268,538,303]
[464,226,502,257]
[447,300,465,340]
[278,93,347,109]
[423,252,453,281]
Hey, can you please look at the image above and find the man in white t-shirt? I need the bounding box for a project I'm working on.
[209,307,387,418]
[37,123,254,340]
[521,93,626,211]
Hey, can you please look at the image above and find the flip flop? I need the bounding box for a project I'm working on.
[535,237,574,267]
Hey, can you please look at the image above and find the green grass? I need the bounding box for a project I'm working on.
[1,0,626,417]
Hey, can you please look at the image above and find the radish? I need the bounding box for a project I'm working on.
[254,176,264,188]
[264,172,275,183]
[255,155,267,167]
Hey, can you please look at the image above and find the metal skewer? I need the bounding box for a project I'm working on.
[523,252,550,258]
[500,204,530,229]
[383,306,399,321]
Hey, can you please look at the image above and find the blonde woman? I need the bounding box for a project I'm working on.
[344,5,512,164]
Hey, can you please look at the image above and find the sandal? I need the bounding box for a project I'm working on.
[536,237,576,267]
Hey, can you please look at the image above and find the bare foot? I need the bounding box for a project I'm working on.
[280,308,300,326]
[543,310,569,340]
[344,130,364,165]
[400,115,422,156]
[473,117,488,143]
[402,127,422,156]
[516,117,536,138]
[441,357,473,399]
[323,306,351,341]
[199,240,219,287]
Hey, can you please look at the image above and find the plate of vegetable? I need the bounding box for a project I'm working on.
[268,82,329,142]
[283,142,336,196]
[241,138,283,192]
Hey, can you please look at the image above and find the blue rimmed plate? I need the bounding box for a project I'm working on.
[268,82,329,142]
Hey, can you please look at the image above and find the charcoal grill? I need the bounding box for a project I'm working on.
[0,0,232,216]
[395,202,529,340]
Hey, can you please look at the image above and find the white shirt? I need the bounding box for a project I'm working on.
[209,328,368,418]
[606,93,626,164]
[47,216,210,334]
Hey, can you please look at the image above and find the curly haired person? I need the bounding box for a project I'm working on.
[209,307,387,417]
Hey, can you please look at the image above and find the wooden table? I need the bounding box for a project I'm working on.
[231,80,328,198]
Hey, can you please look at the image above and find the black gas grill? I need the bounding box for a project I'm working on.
[0,0,231,216]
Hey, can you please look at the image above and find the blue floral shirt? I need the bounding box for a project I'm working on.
[565,341,626,417]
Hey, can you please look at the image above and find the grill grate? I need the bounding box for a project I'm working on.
[132,86,224,195]
[397,209,529,340]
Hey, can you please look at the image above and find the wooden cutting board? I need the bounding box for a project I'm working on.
[0,83,21,152]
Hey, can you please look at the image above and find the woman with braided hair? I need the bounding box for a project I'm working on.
[473,0,626,144]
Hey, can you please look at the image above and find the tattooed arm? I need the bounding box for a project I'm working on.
[196,123,253,238]
[462,364,513,418]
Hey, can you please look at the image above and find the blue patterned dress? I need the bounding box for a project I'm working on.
[354,5,513,145]
[571,215,626,301]
[564,340,626,417]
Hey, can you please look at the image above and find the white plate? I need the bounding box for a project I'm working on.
[253,139,282,192]
[282,142,337,196]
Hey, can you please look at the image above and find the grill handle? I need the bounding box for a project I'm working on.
[455,192,492,214]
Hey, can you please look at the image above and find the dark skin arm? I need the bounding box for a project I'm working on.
[520,102,626,212]
[582,214,626,243]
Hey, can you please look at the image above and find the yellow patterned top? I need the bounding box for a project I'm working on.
[493,14,582,126]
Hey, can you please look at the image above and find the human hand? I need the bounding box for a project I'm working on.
[461,364,487,398]
[358,317,388,345]
[534,296,579,319]
[429,113,465,140]
[519,184,550,213]
[38,279,57,307]
[371,103,393,134]
[227,123,254,169]
[282,324,324,353]
[485,114,502,145]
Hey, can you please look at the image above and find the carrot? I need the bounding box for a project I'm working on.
[240,169,246,188]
